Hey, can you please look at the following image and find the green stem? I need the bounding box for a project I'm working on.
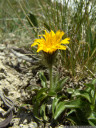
[49,65,53,89]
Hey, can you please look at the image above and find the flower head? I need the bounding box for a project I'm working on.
[31,30,70,54]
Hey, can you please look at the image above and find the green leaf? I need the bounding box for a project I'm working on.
[67,109,76,116]
[27,13,38,27]
[92,79,96,85]
[48,90,56,96]
[72,90,91,103]
[27,85,40,91]
[84,79,96,91]
[67,116,77,125]
[64,99,81,108]
[36,88,47,100]
[89,112,96,118]
[88,119,96,126]
[55,77,69,92]
[20,104,31,108]
[88,112,96,126]
[53,101,66,120]
[39,72,47,88]
[67,88,75,94]
[52,97,60,116]
[40,104,48,121]
[54,98,82,120]
[31,88,40,93]
[84,83,95,90]
[33,102,39,117]
[58,77,69,88]
[85,86,92,93]
[91,90,94,98]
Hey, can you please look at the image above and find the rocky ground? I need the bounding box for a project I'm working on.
[0,42,94,128]
[0,42,44,128]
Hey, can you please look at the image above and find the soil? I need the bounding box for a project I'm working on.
[0,42,43,128]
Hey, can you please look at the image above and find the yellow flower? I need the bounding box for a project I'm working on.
[31,30,70,54]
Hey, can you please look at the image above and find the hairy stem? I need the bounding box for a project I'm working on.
[49,65,53,89]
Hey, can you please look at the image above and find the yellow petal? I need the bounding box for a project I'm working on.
[56,30,64,37]
[34,38,45,44]
[37,44,44,52]
[58,45,67,50]
[31,42,39,47]
[38,35,42,37]
[37,47,43,52]
[60,37,70,44]
[44,30,49,36]
[50,30,55,37]
[55,30,64,42]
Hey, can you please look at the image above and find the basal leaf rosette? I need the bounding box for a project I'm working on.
[31,30,70,66]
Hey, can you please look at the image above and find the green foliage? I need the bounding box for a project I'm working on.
[32,71,96,126]
[32,72,68,122]
[52,98,82,120]
[39,72,47,88]
[67,79,96,126]
[27,13,38,28]
[52,76,69,92]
